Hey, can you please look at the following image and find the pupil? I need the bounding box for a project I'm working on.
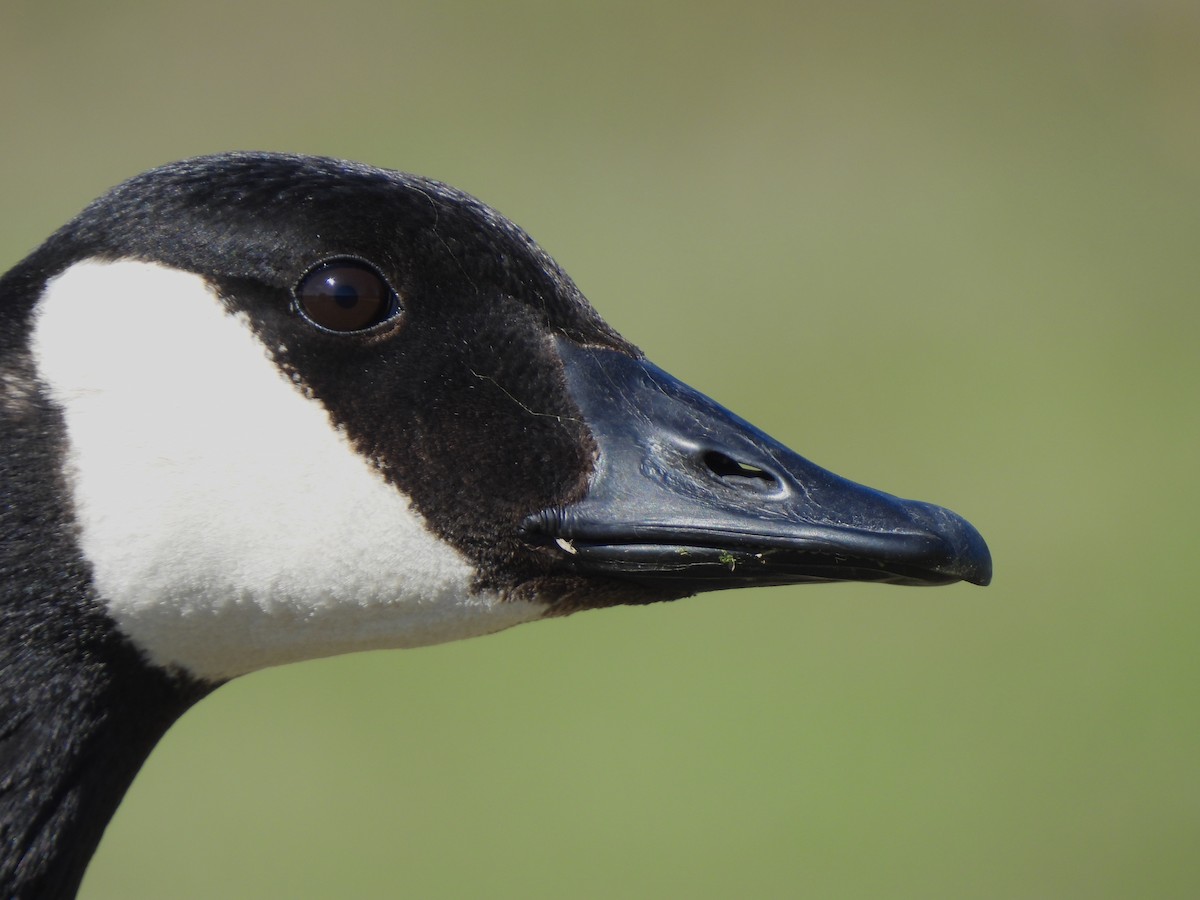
[333,283,359,309]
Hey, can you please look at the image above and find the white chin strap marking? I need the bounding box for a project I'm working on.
[32,260,543,681]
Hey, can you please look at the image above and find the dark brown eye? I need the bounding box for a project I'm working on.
[295,259,399,332]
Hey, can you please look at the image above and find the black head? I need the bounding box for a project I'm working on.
[21,154,648,600]
[10,152,990,626]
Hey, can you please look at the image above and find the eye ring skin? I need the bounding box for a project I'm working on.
[293,257,402,334]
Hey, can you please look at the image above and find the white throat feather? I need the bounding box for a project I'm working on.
[31,260,543,681]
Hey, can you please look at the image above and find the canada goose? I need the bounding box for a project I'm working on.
[0,153,990,897]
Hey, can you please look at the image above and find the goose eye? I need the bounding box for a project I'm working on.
[295,259,399,332]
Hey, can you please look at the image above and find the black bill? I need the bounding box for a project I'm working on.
[524,339,991,591]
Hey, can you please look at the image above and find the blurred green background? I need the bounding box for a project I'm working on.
[3,1,1197,897]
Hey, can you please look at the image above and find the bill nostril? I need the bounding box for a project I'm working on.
[702,450,777,485]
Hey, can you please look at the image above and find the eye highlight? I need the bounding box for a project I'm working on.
[295,259,399,332]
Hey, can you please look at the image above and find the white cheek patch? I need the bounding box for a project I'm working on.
[31,260,545,681]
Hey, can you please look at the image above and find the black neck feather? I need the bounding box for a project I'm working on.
[0,619,208,898]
